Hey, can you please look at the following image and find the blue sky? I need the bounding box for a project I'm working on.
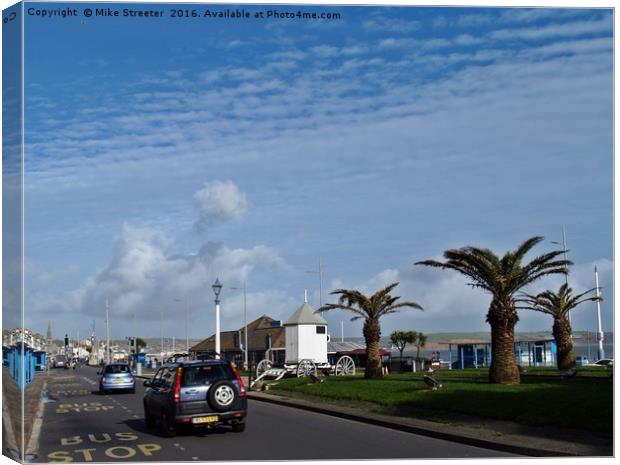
[9,2,614,342]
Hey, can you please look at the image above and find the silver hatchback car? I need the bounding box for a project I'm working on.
[99,363,136,394]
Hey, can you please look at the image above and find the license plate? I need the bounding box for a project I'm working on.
[113,379,124,383]
[192,415,219,424]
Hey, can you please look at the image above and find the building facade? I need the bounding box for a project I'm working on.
[189,315,286,366]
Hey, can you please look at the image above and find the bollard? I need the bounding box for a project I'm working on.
[136,362,142,376]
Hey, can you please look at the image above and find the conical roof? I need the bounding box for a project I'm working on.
[284,301,328,326]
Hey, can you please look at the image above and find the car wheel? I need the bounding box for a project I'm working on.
[99,386,106,395]
[207,380,237,412]
[231,422,246,433]
[160,411,176,438]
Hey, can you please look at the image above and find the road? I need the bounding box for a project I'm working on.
[34,366,515,462]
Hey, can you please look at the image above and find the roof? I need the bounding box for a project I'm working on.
[284,301,328,326]
[437,339,490,345]
[328,341,367,353]
[438,337,555,345]
[514,337,555,343]
[342,348,391,356]
[189,315,285,353]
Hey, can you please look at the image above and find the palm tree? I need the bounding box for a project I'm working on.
[319,283,423,379]
[519,284,601,370]
[416,236,570,384]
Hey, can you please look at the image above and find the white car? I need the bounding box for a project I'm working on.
[585,359,613,368]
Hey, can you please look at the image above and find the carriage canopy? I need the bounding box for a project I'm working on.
[283,297,328,365]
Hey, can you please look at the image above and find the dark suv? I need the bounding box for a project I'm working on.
[143,359,247,437]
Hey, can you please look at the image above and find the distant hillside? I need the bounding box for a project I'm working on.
[337,331,615,349]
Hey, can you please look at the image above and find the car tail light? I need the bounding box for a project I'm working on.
[173,367,183,403]
[230,363,246,397]
[101,377,107,383]
[128,376,135,382]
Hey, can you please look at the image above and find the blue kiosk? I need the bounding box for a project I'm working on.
[441,337,557,369]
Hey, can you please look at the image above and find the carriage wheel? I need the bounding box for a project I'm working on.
[256,359,272,377]
[296,359,317,378]
[335,355,356,376]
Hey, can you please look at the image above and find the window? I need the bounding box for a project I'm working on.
[316,326,326,334]
[182,365,231,386]
[162,367,176,388]
[104,364,130,374]
[152,368,165,387]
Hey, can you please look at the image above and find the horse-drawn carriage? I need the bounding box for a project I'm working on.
[250,296,356,389]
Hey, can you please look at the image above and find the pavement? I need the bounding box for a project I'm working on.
[1,367,48,460]
[136,367,613,458]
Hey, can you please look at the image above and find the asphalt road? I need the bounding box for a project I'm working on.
[34,366,515,462]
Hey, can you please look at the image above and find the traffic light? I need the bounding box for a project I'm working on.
[64,334,69,348]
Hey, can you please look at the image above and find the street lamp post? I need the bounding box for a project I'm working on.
[133,311,137,370]
[160,307,164,363]
[552,225,570,323]
[212,278,223,359]
[105,298,111,364]
[595,266,605,360]
[230,282,248,370]
[186,298,190,353]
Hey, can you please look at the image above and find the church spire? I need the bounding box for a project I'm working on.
[46,321,53,352]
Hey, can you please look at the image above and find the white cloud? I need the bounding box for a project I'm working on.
[523,37,612,59]
[23,10,612,340]
[454,34,484,46]
[193,180,248,233]
[498,8,596,24]
[269,49,306,61]
[318,257,613,337]
[490,17,612,41]
[456,13,494,27]
[26,223,287,334]
[362,17,421,34]
[310,45,340,58]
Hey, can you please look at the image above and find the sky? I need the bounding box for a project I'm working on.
[3,1,614,343]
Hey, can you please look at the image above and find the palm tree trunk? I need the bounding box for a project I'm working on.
[553,315,576,370]
[363,319,383,379]
[487,299,520,384]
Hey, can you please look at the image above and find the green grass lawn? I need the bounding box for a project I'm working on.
[270,369,613,432]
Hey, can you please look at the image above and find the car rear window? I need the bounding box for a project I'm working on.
[56,356,67,361]
[104,365,130,374]
[182,364,232,386]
